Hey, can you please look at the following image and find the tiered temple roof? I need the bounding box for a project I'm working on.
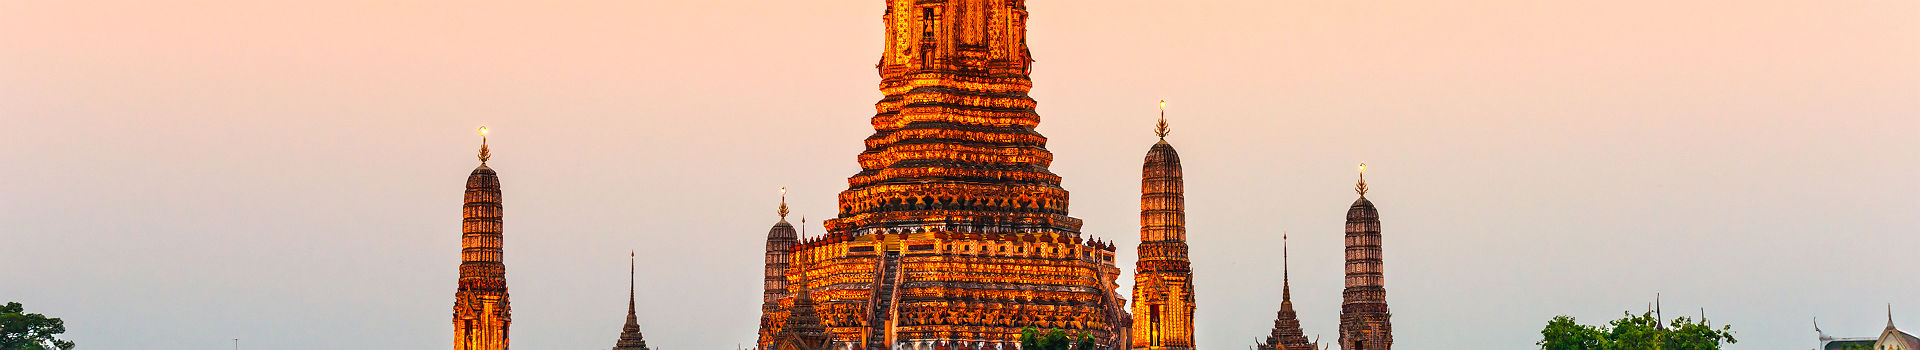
[823,0,1079,239]
[613,253,650,350]
[767,273,831,350]
[1260,236,1315,350]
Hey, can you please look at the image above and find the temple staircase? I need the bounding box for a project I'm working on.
[865,252,903,350]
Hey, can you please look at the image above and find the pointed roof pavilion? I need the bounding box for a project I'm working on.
[1260,234,1315,350]
[612,252,649,350]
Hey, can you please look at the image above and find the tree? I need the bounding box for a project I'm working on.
[1020,327,1096,350]
[0,302,75,350]
[1539,316,1605,350]
[1537,311,1735,350]
[1662,316,1737,350]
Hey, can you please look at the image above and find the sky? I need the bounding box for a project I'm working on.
[2,0,1916,349]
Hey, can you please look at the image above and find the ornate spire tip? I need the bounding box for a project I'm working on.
[1355,162,1369,196]
[777,187,790,219]
[1281,230,1292,299]
[1155,100,1171,139]
[476,125,492,164]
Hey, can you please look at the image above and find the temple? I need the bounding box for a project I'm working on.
[1132,103,1197,350]
[1816,307,1920,350]
[1256,235,1316,350]
[422,3,1425,349]
[454,126,511,350]
[757,1,1125,349]
[424,2,1437,344]
[1336,165,1392,350]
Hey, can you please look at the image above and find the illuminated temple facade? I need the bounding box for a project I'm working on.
[454,130,510,350]
[756,0,1126,349]
[1131,113,1196,350]
[431,3,1415,349]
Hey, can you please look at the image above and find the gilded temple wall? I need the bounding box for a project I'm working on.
[766,231,1122,349]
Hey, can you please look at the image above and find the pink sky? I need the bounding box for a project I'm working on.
[2,1,1916,349]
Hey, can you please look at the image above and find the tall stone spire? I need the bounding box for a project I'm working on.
[1338,164,1392,350]
[1260,234,1315,350]
[759,189,799,347]
[1134,103,1196,350]
[454,127,510,350]
[613,252,649,350]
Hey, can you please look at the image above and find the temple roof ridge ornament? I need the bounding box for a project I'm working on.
[1816,316,1832,341]
[477,126,491,164]
[1155,100,1171,140]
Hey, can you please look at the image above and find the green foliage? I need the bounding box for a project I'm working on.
[1540,316,1606,350]
[0,302,75,350]
[1537,311,1736,350]
[1019,326,1097,350]
[1827,342,1876,350]
[1661,316,1737,350]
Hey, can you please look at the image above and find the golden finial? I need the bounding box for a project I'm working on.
[477,126,491,164]
[1355,163,1369,196]
[777,187,790,219]
[1155,100,1171,139]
